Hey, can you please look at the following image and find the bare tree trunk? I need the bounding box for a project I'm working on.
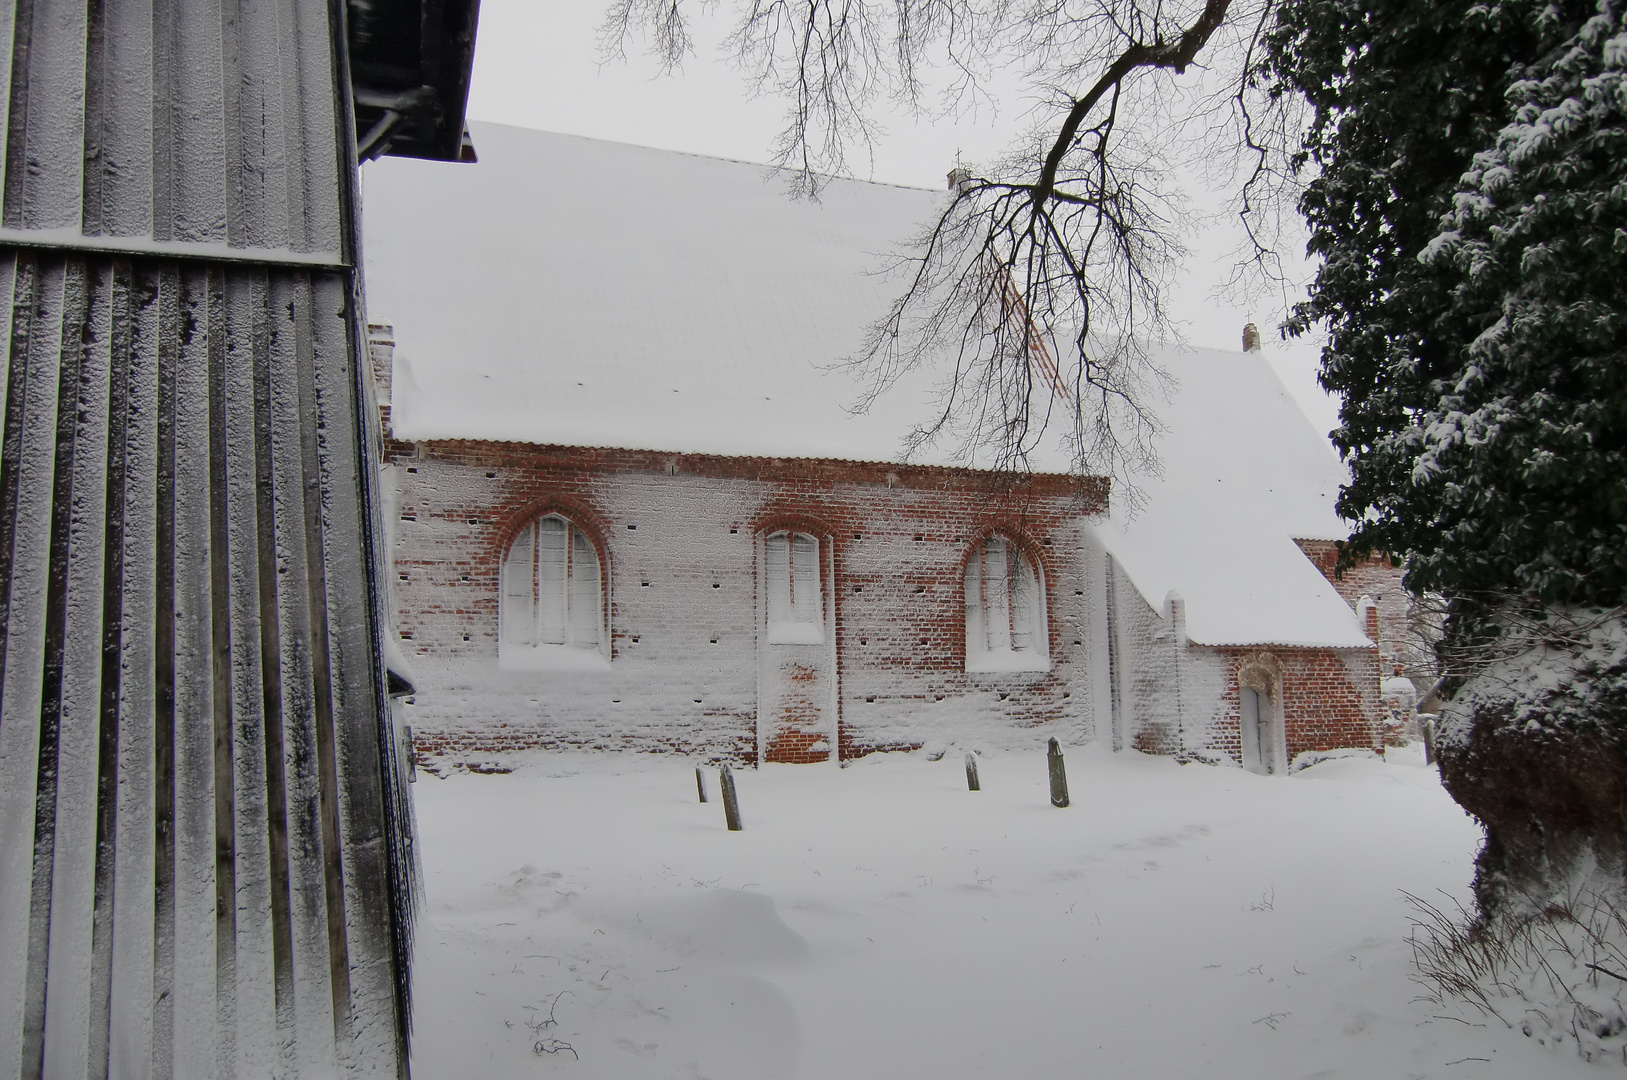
[1436,608,1627,916]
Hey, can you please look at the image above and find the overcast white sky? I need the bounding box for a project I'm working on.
[456,0,1341,439]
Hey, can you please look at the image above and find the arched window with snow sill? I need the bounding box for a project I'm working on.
[964,534,1050,672]
[763,531,824,644]
[500,514,608,670]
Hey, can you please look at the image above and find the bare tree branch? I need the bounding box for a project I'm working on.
[602,1,1299,495]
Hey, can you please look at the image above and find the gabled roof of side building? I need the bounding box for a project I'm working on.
[361,121,1369,650]
[1097,349,1370,649]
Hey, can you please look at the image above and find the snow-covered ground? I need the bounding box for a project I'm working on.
[409,745,1593,1079]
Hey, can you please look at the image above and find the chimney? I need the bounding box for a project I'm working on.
[367,323,395,443]
[368,323,395,405]
[947,166,973,193]
[1242,322,1261,353]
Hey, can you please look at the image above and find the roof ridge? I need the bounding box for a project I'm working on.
[464,119,940,195]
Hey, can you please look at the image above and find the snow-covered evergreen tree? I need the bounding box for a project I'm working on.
[1410,2,1627,604]
[1272,0,1627,917]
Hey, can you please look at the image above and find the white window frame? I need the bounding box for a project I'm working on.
[764,531,824,644]
[964,534,1050,673]
[500,514,609,670]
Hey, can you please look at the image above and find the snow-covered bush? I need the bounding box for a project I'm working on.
[1438,612,1627,772]
[1437,608,1627,913]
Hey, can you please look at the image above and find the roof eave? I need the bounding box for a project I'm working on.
[348,0,481,163]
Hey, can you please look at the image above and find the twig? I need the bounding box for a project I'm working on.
[525,989,573,1035]
[534,1039,578,1060]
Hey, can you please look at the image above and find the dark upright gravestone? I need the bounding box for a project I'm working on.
[1047,737,1070,808]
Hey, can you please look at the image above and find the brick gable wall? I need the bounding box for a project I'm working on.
[1294,539,1413,670]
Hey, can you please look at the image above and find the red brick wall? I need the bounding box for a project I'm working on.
[1100,573,1383,769]
[387,437,1110,765]
[1206,645,1383,767]
[1294,539,1412,670]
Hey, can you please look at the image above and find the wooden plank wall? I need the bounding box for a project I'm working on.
[0,2,414,1078]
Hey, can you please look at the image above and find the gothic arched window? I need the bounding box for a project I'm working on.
[964,534,1049,672]
[763,530,824,644]
[501,514,606,667]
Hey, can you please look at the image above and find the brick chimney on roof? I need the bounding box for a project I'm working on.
[1242,322,1262,353]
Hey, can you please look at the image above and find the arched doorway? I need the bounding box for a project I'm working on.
[1239,685,1269,774]
[1236,651,1285,775]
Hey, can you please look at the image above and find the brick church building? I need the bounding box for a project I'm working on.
[360,122,1404,771]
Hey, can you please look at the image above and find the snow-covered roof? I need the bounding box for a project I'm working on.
[362,122,1367,650]
[362,121,1047,468]
[1100,348,1369,649]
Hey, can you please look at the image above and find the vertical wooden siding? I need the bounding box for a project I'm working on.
[0,1,412,1078]
[1,0,345,261]
[0,252,408,1079]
